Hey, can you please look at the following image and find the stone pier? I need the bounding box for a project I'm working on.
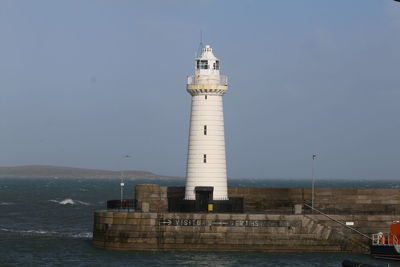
[92,184,400,252]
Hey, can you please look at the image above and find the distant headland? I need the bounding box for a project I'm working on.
[0,165,180,179]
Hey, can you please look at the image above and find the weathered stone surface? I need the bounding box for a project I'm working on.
[92,211,383,252]
[94,185,400,252]
[135,184,400,215]
[294,204,302,214]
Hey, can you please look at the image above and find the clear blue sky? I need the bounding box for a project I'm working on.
[1,0,399,180]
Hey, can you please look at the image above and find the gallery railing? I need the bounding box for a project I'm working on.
[187,75,228,86]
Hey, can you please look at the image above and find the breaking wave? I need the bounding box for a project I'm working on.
[0,228,92,239]
[70,232,93,238]
[0,202,15,205]
[49,199,90,205]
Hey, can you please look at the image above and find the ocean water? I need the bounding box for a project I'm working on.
[0,177,398,267]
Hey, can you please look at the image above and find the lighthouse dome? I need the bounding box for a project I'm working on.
[187,44,227,93]
[194,45,220,80]
[197,45,218,61]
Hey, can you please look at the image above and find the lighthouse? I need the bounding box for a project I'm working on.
[184,45,229,201]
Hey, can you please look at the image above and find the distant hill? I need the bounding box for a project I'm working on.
[0,165,180,179]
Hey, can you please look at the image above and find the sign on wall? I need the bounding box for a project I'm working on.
[159,219,292,227]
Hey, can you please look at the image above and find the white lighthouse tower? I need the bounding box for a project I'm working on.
[184,45,229,201]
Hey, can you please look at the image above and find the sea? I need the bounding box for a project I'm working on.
[1,177,399,267]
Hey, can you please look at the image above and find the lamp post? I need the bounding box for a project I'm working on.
[120,170,124,209]
[120,154,131,209]
[311,154,317,211]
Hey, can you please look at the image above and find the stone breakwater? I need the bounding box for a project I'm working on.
[93,212,397,252]
[136,184,400,215]
[92,184,400,252]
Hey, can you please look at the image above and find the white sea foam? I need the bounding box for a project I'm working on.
[0,228,92,239]
[23,229,56,235]
[49,198,74,205]
[71,232,93,238]
[49,199,90,205]
[75,200,90,206]
[0,202,15,205]
[60,199,75,205]
[0,228,56,235]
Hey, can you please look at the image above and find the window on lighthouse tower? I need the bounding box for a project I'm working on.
[197,60,209,69]
[213,61,219,70]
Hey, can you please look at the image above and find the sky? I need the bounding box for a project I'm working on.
[0,0,399,180]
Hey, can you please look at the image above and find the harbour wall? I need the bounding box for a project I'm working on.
[135,184,400,214]
[93,184,400,252]
[93,211,396,252]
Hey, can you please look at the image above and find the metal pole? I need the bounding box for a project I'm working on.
[311,154,316,211]
[119,154,130,210]
[120,170,124,209]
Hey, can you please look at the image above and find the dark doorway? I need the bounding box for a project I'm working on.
[195,186,213,212]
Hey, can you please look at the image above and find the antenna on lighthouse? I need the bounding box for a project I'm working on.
[196,30,204,57]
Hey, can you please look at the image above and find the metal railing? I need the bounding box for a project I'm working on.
[304,203,372,240]
[187,75,228,86]
[372,233,399,246]
[107,199,135,211]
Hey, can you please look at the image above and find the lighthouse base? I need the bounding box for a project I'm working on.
[168,186,243,213]
[168,198,243,213]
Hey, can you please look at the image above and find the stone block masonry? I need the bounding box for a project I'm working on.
[93,212,361,252]
[93,211,394,252]
[135,184,400,215]
[93,184,400,252]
